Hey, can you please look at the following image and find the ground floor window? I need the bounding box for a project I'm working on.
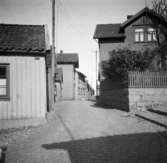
[0,64,10,99]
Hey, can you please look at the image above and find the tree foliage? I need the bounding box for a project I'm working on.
[152,0,167,17]
[102,48,159,79]
[151,0,167,68]
[152,0,167,45]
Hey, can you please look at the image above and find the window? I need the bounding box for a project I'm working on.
[135,28,144,42]
[0,64,10,99]
[147,28,157,41]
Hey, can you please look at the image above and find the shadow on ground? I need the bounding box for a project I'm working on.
[135,114,167,129]
[42,131,167,163]
[148,108,167,117]
[90,102,114,109]
[90,101,129,112]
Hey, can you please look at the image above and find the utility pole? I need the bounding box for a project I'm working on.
[95,50,98,96]
[51,0,56,110]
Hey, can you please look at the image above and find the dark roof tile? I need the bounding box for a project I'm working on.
[56,53,79,68]
[93,23,125,39]
[77,70,86,78]
[0,24,48,54]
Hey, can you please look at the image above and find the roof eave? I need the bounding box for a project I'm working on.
[57,61,79,68]
[95,35,125,39]
[0,50,47,56]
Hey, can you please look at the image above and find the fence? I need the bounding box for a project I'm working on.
[128,71,167,88]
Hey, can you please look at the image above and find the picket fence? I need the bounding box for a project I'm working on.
[128,71,167,88]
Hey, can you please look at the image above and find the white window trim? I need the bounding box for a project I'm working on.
[147,28,157,42]
[135,28,144,42]
[0,64,10,100]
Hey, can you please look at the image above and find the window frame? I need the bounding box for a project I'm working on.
[147,28,157,42]
[0,63,10,100]
[134,28,144,42]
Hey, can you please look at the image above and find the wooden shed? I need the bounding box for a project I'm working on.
[0,24,50,120]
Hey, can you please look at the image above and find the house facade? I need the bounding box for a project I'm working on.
[94,7,167,101]
[75,71,87,100]
[94,7,167,81]
[0,24,49,121]
[57,52,79,100]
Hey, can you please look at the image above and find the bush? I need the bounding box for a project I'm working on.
[102,48,158,79]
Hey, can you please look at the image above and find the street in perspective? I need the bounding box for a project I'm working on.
[0,0,167,162]
[0,100,167,163]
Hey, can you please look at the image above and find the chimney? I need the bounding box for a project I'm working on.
[127,15,133,20]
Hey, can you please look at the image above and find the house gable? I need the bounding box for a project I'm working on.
[93,7,167,56]
[124,15,158,50]
[94,7,167,44]
[121,7,167,29]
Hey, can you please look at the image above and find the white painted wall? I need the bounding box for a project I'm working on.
[0,56,46,119]
[74,71,78,100]
[58,64,75,100]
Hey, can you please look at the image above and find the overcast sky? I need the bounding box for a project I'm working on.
[0,0,153,89]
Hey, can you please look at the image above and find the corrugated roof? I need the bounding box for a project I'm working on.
[56,53,79,68]
[93,23,125,39]
[0,24,48,54]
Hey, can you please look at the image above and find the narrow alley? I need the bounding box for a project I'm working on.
[2,100,167,163]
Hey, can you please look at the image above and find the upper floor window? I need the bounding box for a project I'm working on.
[135,28,144,42]
[147,28,157,41]
[0,64,10,99]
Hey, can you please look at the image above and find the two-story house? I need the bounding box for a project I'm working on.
[94,7,167,79]
[94,7,167,102]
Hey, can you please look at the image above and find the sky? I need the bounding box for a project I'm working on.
[0,0,153,90]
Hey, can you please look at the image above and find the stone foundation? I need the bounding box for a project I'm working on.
[129,88,167,109]
[99,88,167,112]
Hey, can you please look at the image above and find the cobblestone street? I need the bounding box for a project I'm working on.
[1,101,167,163]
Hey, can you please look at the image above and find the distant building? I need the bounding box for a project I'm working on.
[75,70,94,100]
[0,24,50,121]
[56,51,79,100]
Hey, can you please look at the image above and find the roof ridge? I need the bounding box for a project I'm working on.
[121,7,167,28]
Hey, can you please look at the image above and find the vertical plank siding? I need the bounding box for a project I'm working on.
[128,71,167,88]
[0,56,46,119]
